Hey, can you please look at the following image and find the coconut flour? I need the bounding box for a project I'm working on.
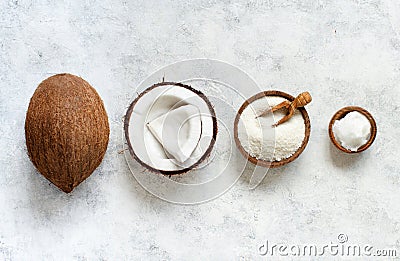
[238,96,305,161]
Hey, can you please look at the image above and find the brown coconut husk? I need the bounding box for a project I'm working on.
[25,73,110,193]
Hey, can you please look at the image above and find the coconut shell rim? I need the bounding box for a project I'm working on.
[328,106,377,153]
[233,90,311,168]
[123,81,218,175]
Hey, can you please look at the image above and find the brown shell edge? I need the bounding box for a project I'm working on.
[328,106,377,153]
[123,81,218,176]
[233,90,311,168]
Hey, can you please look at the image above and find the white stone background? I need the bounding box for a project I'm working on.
[1,0,400,260]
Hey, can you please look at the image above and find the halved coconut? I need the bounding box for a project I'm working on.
[147,104,202,163]
[124,82,217,175]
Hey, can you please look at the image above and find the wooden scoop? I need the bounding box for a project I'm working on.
[256,92,312,127]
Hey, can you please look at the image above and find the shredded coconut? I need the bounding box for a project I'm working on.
[238,96,306,161]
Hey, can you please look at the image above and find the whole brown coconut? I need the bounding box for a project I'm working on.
[25,73,109,193]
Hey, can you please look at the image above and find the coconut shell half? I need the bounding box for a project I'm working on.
[25,73,109,193]
[124,82,218,175]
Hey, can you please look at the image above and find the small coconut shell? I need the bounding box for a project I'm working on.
[25,73,109,193]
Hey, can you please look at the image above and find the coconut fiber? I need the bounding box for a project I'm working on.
[25,73,109,193]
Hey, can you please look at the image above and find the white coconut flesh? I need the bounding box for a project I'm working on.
[128,85,214,171]
[146,104,202,163]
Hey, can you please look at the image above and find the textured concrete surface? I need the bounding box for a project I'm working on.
[1,0,400,260]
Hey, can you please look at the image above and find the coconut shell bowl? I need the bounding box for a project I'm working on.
[329,106,377,153]
[233,90,311,168]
